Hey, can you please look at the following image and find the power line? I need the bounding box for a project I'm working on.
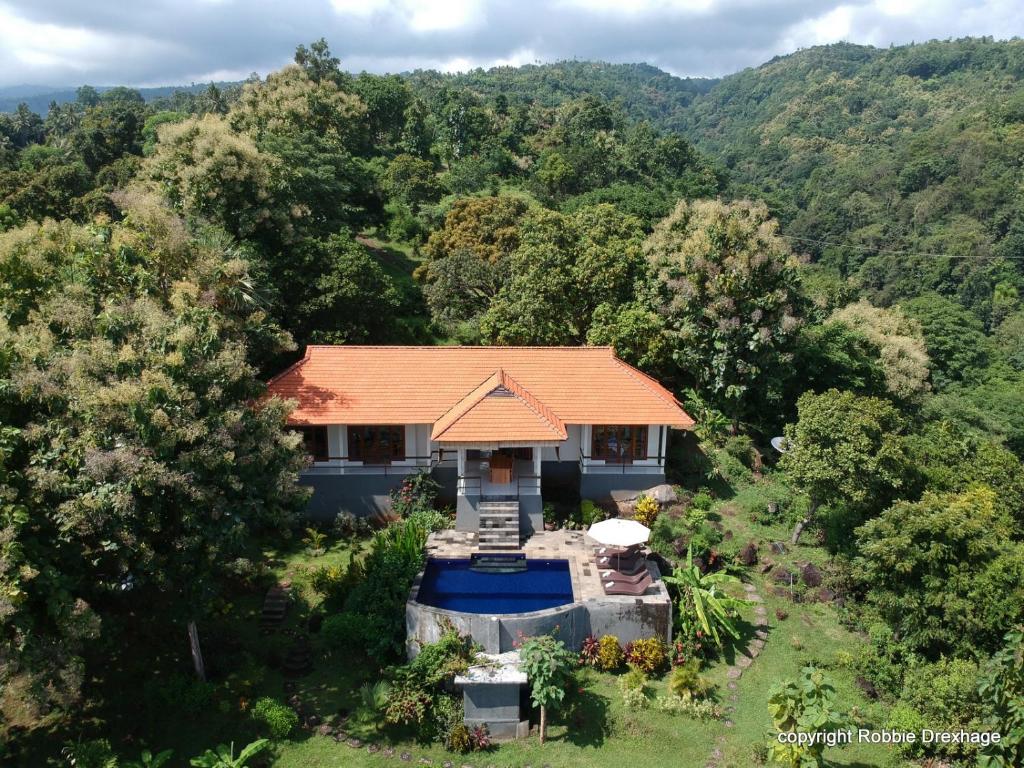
[778,234,1024,261]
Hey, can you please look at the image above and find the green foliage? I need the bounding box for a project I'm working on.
[250,696,299,739]
[143,674,215,717]
[668,659,712,701]
[781,389,908,542]
[903,293,989,389]
[855,487,1024,657]
[977,625,1024,768]
[343,517,431,663]
[60,739,118,768]
[618,668,650,710]
[662,546,747,649]
[302,527,327,556]
[766,667,847,768]
[122,748,175,768]
[390,471,442,518]
[188,739,269,768]
[624,637,668,675]
[480,204,649,346]
[320,612,369,653]
[646,199,803,420]
[519,633,577,743]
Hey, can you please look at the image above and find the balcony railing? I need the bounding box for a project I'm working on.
[579,448,665,473]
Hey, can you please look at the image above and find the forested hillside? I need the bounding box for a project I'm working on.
[2,37,1024,768]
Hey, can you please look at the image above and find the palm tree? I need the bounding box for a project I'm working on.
[662,545,748,649]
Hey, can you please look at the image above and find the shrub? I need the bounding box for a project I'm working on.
[633,494,660,527]
[446,723,472,753]
[596,635,624,671]
[723,434,755,468]
[578,499,605,527]
[143,673,214,716]
[668,659,711,700]
[321,611,368,652]
[310,563,346,600]
[390,471,441,518]
[432,693,465,746]
[406,508,451,533]
[618,668,649,710]
[302,526,327,556]
[251,697,299,739]
[625,637,668,675]
[579,635,600,667]
[655,695,723,719]
[690,489,714,511]
[685,506,708,529]
[60,739,117,768]
[469,724,491,751]
[333,511,371,539]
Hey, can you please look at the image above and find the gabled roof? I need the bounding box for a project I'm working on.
[266,346,694,431]
[431,369,567,444]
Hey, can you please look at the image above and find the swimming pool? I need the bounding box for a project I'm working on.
[416,558,574,614]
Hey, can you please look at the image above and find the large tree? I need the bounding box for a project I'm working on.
[828,300,931,402]
[480,204,648,345]
[780,389,908,543]
[0,201,307,738]
[856,487,1024,657]
[646,199,803,422]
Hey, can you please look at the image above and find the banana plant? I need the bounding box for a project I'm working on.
[661,544,749,649]
[189,740,269,768]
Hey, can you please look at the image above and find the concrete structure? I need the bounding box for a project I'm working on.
[454,652,530,741]
[266,346,695,526]
[406,530,672,657]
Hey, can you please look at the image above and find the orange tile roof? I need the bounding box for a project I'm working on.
[267,346,694,435]
[431,369,568,443]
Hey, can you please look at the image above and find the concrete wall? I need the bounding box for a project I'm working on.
[580,471,667,500]
[299,473,406,521]
[406,565,672,656]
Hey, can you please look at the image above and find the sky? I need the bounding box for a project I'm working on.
[0,0,1022,88]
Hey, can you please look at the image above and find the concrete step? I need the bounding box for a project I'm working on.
[477,542,521,551]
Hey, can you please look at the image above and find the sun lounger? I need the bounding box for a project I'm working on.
[593,544,640,557]
[603,575,652,595]
[593,553,646,575]
[601,567,650,584]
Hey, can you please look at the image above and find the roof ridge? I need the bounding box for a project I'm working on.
[496,370,567,438]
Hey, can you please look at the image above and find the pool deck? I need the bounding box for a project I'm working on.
[425,529,669,605]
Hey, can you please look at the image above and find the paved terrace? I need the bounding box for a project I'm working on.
[425,529,670,605]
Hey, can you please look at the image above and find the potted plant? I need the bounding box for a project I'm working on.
[543,503,557,531]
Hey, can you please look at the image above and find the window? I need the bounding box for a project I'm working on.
[347,425,405,464]
[295,426,329,462]
[591,425,648,463]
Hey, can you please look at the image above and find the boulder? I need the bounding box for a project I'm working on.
[610,488,642,503]
[816,587,836,603]
[801,562,823,588]
[759,560,774,574]
[770,541,788,555]
[739,542,759,566]
[645,484,678,504]
[770,565,797,585]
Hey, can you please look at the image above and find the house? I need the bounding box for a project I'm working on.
[266,345,694,534]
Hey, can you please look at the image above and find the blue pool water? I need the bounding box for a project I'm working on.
[417,558,574,614]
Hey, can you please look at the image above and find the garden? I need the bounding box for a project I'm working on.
[19,449,954,768]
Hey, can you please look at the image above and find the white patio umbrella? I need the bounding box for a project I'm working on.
[586,518,650,570]
[587,518,651,548]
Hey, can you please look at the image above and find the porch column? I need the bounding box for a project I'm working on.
[457,447,466,491]
[533,446,541,480]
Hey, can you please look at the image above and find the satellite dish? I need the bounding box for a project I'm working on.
[770,436,789,454]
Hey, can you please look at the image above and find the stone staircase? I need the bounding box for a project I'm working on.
[477,500,521,551]
[259,582,291,631]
